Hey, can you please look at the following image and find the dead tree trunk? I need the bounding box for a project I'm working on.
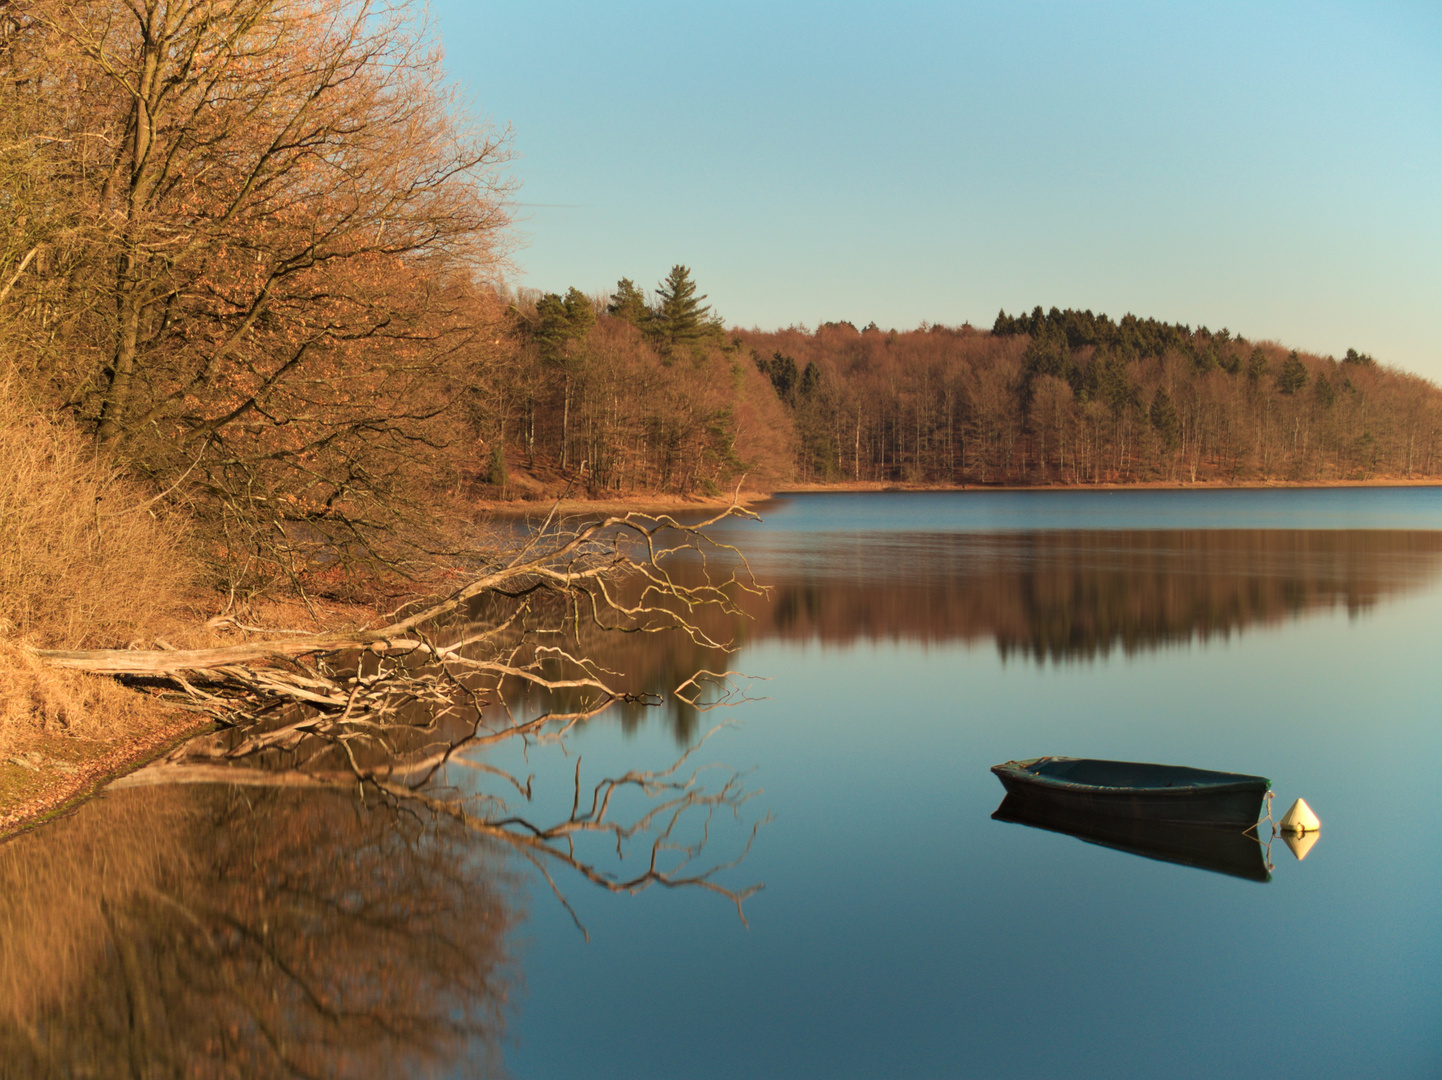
[37,506,758,677]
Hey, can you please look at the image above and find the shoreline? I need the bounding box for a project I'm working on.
[470,489,780,518]
[0,595,375,845]
[4,475,1438,840]
[772,477,1442,494]
[0,711,212,844]
[475,476,1442,516]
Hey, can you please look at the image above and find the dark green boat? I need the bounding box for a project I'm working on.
[990,757,1271,829]
[992,793,1272,882]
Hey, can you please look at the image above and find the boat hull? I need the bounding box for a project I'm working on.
[990,757,1270,829]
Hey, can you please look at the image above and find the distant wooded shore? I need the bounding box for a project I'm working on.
[470,476,1442,520]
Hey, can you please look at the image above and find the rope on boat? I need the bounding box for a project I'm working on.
[1244,790,1278,872]
[1243,789,1276,838]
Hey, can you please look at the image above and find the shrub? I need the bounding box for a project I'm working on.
[0,381,195,649]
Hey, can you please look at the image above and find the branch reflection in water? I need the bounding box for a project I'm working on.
[0,692,761,1079]
[0,510,772,1077]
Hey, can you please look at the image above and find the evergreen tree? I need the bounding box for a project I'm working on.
[652,265,721,351]
[1150,389,1181,450]
[607,278,650,328]
[1278,351,1309,395]
[533,286,595,470]
[534,287,595,361]
[1021,322,1072,383]
[484,443,507,488]
[799,361,822,398]
[1092,350,1134,415]
[563,286,596,333]
[767,351,798,400]
[754,351,820,408]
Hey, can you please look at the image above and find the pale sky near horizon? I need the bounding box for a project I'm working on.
[429,0,1442,383]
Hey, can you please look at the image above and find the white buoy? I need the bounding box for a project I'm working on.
[1282,829,1320,861]
[1279,797,1321,835]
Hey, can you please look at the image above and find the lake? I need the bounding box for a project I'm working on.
[2,488,1439,1078]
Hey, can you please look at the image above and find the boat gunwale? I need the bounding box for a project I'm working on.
[991,756,1271,799]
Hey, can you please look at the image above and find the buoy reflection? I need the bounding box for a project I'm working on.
[1282,829,1321,861]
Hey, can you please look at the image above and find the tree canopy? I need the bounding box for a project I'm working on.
[0,0,514,590]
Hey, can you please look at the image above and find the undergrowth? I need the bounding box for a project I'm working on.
[0,379,196,649]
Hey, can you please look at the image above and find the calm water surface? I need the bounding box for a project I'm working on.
[509,489,1442,1080]
[2,488,1438,1078]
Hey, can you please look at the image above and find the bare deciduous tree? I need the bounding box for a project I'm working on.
[2,0,514,590]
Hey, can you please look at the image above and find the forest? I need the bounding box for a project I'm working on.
[1,0,1440,619]
[0,0,773,859]
[495,291,1442,496]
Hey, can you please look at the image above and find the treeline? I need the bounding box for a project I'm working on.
[484,290,1442,497]
[733,308,1442,484]
[476,267,793,498]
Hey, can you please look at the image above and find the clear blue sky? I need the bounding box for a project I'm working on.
[430,0,1441,383]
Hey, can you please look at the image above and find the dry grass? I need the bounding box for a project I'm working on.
[0,379,385,820]
[0,379,207,802]
[0,639,205,838]
[0,380,196,649]
[0,641,176,757]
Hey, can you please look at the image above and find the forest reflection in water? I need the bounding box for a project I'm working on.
[0,784,518,1078]
[738,528,1442,659]
[546,527,1442,741]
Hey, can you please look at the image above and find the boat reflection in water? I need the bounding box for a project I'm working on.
[992,793,1273,883]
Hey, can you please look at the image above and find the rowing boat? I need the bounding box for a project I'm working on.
[990,757,1271,829]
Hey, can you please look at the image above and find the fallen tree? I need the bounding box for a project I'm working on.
[29,504,769,928]
[37,505,757,683]
[32,505,763,750]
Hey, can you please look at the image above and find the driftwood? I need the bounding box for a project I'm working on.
[29,504,765,761]
[35,504,769,928]
[36,506,760,677]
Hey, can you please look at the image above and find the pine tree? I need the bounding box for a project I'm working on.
[1150,389,1181,450]
[767,351,798,401]
[1278,351,1309,395]
[799,361,822,398]
[485,443,508,488]
[533,286,595,470]
[652,265,720,351]
[535,287,595,361]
